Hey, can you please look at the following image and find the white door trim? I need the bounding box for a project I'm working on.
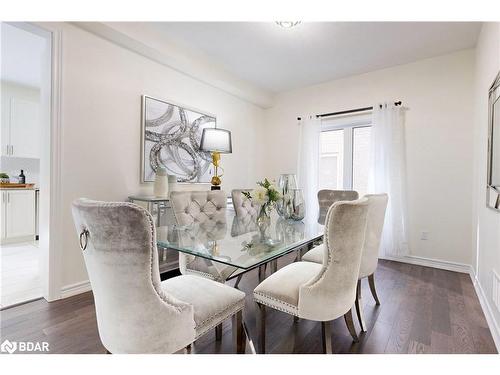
[13,22,65,302]
[46,25,64,301]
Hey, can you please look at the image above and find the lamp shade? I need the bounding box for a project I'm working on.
[199,128,232,153]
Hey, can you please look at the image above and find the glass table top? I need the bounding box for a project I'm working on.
[156,209,324,270]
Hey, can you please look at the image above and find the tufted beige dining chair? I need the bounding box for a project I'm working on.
[231,189,274,284]
[302,194,388,333]
[170,190,233,283]
[71,199,246,354]
[230,189,260,236]
[302,189,359,261]
[253,198,370,353]
[231,189,261,218]
[170,190,237,340]
[317,189,359,224]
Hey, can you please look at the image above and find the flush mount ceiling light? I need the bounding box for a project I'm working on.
[275,21,301,29]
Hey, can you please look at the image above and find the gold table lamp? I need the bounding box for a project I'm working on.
[199,128,232,190]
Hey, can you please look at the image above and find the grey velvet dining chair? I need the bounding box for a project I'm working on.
[317,189,359,224]
[71,198,246,354]
[253,198,370,353]
[302,194,388,333]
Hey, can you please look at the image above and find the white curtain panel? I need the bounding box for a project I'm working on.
[369,103,409,257]
[297,116,321,225]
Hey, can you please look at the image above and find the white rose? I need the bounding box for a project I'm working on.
[251,187,269,205]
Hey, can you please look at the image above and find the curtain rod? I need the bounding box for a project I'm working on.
[296,101,402,121]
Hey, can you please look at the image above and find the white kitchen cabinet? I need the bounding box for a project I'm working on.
[1,109,9,157]
[1,190,36,243]
[0,193,6,240]
[1,98,40,158]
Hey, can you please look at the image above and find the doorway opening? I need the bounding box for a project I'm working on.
[0,22,52,308]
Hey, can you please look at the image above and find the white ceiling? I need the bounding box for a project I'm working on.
[1,23,47,88]
[152,22,481,93]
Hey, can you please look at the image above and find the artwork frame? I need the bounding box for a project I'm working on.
[140,95,216,184]
[487,70,500,211]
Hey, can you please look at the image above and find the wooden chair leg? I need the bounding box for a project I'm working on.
[294,248,302,261]
[234,274,243,289]
[258,265,265,282]
[215,323,222,341]
[232,310,245,354]
[271,259,278,273]
[354,280,367,332]
[321,321,332,354]
[257,303,266,354]
[368,273,381,305]
[344,308,360,342]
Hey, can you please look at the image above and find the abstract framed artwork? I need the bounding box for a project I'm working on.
[141,95,216,183]
[487,70,500,211]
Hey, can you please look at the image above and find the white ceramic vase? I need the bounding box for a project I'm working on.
[153,167,169,197]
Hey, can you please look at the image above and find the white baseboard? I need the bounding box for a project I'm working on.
[60,280,91,299]
[380,254,471,274]
[381,254,500,352]
[469,270,500,352]
[0,235,36,245]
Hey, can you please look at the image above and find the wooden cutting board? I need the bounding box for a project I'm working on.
[0,183,35,189]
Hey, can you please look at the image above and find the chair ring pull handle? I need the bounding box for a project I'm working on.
[79,229,89,251]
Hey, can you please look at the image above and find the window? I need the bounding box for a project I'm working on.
[319,129,344,189]
[319,114,372,197]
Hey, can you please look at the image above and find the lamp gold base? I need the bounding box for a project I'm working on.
[211,175,222,186]
[210,152,223,189]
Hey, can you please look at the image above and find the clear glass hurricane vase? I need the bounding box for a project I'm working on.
[276,174,297,218]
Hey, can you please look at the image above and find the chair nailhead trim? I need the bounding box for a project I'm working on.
[195,299,245,339]
[253,291,299,316]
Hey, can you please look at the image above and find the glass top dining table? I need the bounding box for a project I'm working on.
[156,208,324,274]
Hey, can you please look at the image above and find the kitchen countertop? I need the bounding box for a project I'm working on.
[0,187,39,191]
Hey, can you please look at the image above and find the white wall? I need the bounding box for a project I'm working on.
[472,22,500,342]
[50,23,264,289]
[262,49,476,265]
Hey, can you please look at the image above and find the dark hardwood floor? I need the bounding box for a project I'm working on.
[0,257,497,354]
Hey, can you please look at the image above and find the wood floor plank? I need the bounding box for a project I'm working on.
[0,259,496,354]
[448,291,476,353]
[385,287,416,353]
[431,284,452,335]
[409,278,432,345]
[408,340,431,354]
[359,320,393,354]
[430,331,453,353]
